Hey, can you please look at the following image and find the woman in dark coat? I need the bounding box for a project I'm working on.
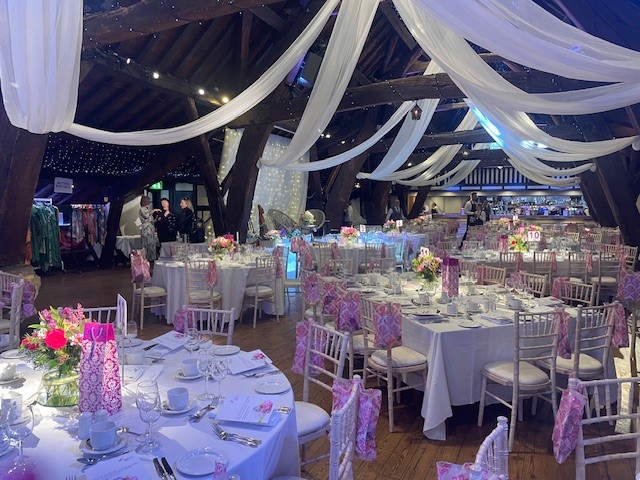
[176,197,194,240]
[154,197,177,243]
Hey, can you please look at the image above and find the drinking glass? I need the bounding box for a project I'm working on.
[135,380,161,454]
[197,349,215,401]
[184,327,200,356]
[211,359,228,403]
[125,321,138,345]
[6,404,35,474]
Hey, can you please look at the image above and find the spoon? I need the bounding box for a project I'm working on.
[77,449,131,467]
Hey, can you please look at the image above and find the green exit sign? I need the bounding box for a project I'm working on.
[149,181,163,190]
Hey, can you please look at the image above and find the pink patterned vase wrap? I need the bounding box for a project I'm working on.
[442,257,459,296]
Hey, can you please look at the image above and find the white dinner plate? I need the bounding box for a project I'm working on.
[458,320,482,329]
[213,345,240,356]
[175,371,203,381]
[0,375,22,385]
[162,399,196,415]
[255,380,290,394]
[122,338,143,348]
[465,308,483,314]
[80,435,126,455]
[0,349,25,360]
[176,448,228,476]
[442,312,460,317]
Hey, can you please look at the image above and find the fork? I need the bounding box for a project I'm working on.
[242,369,281,378]
[212,423,261,447]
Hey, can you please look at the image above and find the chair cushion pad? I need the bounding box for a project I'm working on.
[188,290,214,302]
[589,276,617,286]
[244,285,273,297]
[295,401,330,437]
[483,360,549,386]
[135,286,166,296]
[556,353,603,376]
[371,346,427,368]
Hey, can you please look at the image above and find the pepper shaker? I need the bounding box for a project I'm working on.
[78,412,92,440]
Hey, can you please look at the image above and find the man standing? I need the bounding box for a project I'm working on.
[459,192,478,248]
[385,197,405,221]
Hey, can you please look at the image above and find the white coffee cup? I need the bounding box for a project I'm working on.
[467,285,477,295]
[440,292,450,304]
[466,300,480,312]
[508,298,523,309]
[125,351,145,365]
[182,358,199,377]
[90,420,117,451]
[446,303,458,315]
[0,363,16,381]
[167,387,189,411]
[481,299,491,312]
[418,293,429,304]
[1,391,22,423]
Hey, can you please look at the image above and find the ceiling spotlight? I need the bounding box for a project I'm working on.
[462,150,470,157]
[221,96,230,104]
[340,140,346,145]
[407,162,413,166]
[325,133,331,139]
[125,57,131,64]
[411,103,422,121]
[497,165,504,170]
[197,88,205,95]
[152,71,160,79]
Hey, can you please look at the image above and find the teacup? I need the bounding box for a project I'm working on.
[167,387,189,411]
[508,298,523,309]
[418,293,429,304]
[124,351,145,365]
[446,303,458,315]
[466,300,480,312]
[0,363,16,381]
[89,420,117,451]
[181,358,199,377]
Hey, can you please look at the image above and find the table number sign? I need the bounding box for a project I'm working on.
[360,224,367,233]
[396,220,403,228]
[527,230,542,242]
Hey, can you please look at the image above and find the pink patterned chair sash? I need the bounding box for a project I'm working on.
[303,272,320,305]
[130,250,151,283]
[515,252,524,272]
[290,236,301,253]
[550,251,558,272]
[332,377,382,461]
[322,280,348,316]
[371,302,403,349]
[610,302,628,348]
[436,462,495,480]
[380,243,387,258]
[552,379,587,463]
[442,258,459,297]
[539,234,548,250]
[172,307,196,332]
[498,234,508,253]
[554,308,572,359]
[330,242,340,260]
[272,247,284,279]
[300,242,314,270]
[508,271,523,289]
[475,265,485,285]
[337,291,361,332]
[617,267,640,303]
[551,277,568,299]
[291,320,325,375]
[207,260,218,288]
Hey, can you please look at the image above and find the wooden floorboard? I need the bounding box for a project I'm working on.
[31,267,636,479]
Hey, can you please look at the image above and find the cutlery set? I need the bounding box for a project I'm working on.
[189,402,217,422]
[211,422,261,448]
[242,369,282,378]
[153,456,177,479]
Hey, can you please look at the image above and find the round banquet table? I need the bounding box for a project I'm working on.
[152,258,284,322]
[0,340,299,479]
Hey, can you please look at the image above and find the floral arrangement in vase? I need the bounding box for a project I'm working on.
[301,210,316,226]
[208,234,237,256]
[508,233,528,253]
[412,249,443,283]
[265,229,280,240]
[497,217,511,228]
[20,305,85,377]
[410,215,429,227]
[383,220,399,233]
[340,226,359,242]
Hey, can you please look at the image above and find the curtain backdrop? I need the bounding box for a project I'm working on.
[219,128,309,233]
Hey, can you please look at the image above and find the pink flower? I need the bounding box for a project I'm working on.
[252,352,266,360]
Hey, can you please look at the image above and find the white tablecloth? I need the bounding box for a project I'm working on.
[152,259,284,322]
[115,235,142,257]
[0,341,299,479]
[159,242,209,258]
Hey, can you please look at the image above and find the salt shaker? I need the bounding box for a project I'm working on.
[93,409,108,423]
[78,412,92,440]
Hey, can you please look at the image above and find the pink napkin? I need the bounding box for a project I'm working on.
[552,381,586,463]
[371,302,402,349]
[332,377,382,461]
[207,260,218,288]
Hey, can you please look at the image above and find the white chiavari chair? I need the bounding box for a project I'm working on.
[557,280,596,307]
[0,280,24,352]
[567,251,592,283]
[243,256,279,328]
[499,252,521,276]
[518,271,548,297]
[474,416,509,479]
[184,307,235,345]
[478,311,558,451]
[478,265,506,286]
[184,259,222,309]
[326,258,354,277]
[589,251,621,304]
[0,271,21,319]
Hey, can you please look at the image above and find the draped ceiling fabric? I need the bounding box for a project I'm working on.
[2,0,640,186]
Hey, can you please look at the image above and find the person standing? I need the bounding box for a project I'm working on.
[176,197,194,241]
[154,197,177,244]
[139,195,157,261]
[483,201,492,222]
[459,192,478,248]
[430,202,441,214]
[385,198,405,221]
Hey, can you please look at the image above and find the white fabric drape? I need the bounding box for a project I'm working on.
[258,0,379,168]
[63,0,339,145]
[0,0,82,133]
[218,128,309,231]
[406,160,481,188]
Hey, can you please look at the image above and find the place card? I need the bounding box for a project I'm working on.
[215,394,275,425]
[153,331,187,351]
[227,349,273,375]
[85,452,147,480]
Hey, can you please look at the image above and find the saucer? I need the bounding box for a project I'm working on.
[465,308,483,314]
[0,349,25,360]
[507,305,526,311]
[213,345,240,356]
[442,311,460,317]
[0,374,22,385]
[458,320,482,328]
[162,399,196,415]
[176,371,203,381]
[80,435,126,455]
[122,338,143,348]
[176,448,228,476]
[255,380,290,394]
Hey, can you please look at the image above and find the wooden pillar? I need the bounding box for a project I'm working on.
[225,124,273,241]
[579,169,610,225]
[325,108,379,229]
[408,186,431,218]
[371,181,391,225]
[0,103,49,267]
[182,98,226,235]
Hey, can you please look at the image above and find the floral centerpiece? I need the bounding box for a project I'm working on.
[340,226,359,242]
[383,220,399,233]
[301,210,316,226]
[265,229,280,240]
[508,232,528,253]
[412,248,443,284]
[497,217,510,228]
[21,305,86,406]
[208,234,237,256]
[410,215,429,228]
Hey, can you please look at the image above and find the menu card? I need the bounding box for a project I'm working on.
[227,349,272,375]
[215,394,275,425]
[153,331,187,351]
[85,452,147,480]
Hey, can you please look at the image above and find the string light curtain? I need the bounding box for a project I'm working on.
[218,128,309,232]
[258,0,379,168]
[0,0,82,133]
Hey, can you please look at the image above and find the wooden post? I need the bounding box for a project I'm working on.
[0,103,49,267]
[408,186,431,218]
[371,181,391,225]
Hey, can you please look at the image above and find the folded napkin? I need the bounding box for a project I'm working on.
[536,297,563,306]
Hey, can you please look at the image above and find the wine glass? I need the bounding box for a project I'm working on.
[211,359,228,404]
[184,327,200,356]
[6,404,35,474]
[125,321,138,346]
[135,380,161,455]
[197,348,215,401]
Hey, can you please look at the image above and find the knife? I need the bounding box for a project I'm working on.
[152,457,168,479]
[143,343,158,351]
[161,457,177,480]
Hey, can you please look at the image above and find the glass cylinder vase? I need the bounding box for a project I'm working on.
[39,369,79,407]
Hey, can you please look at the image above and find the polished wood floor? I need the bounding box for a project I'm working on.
[33,266,635,479]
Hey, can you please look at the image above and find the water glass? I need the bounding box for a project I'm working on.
[6,404,35,473]
[184,327,199,356]
[136,380,161,454]
[211,359,228,403]
[197,349,215,401]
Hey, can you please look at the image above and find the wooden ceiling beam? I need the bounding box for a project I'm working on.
[83,0,286,45]
[156,23,204,72]
[238,12,254,86]
[406,53,506,75]
[380,2,416,49]
[249,6,286,31]
[229,71,600,127]
[174,17,233,79]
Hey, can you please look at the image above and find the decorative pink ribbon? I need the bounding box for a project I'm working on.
[554,308,572,359]
[371,302,403,349]
[272,247,284,279]
[331,242,339,260]
[207,260,218,288]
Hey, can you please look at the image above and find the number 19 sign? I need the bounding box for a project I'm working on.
[527,230,542,242]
